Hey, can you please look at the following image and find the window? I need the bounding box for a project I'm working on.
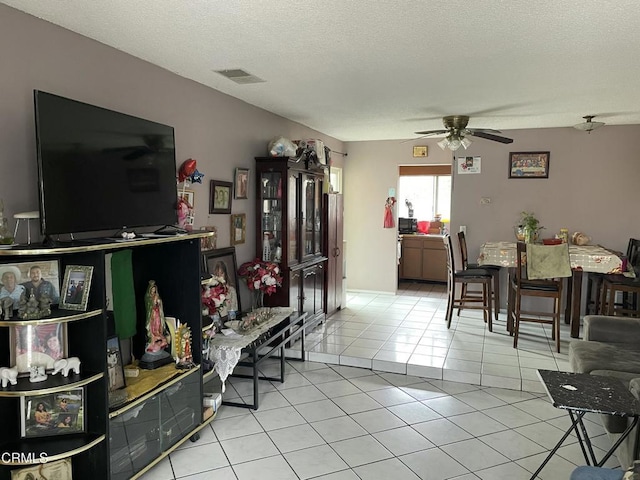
[398,165,451,221]
[329,167,342,193]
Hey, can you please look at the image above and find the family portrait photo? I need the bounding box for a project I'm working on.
[11,322,67,374]
[20,388,84,438]
[209,180,232,214]
[60,265,93,311]
[0,261,61,316]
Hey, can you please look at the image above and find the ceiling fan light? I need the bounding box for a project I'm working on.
[437,138,449,150]
[448,138,462,151]
[460,136,472,149]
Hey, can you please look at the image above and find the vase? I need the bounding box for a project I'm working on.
[252,290,264,310]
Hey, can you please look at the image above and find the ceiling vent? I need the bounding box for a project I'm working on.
[214,69,265,84]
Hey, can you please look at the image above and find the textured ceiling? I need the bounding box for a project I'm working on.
[4,0,640,141]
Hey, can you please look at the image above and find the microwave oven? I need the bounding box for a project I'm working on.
[398,217,417,234]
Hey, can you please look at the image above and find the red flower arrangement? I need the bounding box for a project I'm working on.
[201,275,229,315]
[237,259,283,295]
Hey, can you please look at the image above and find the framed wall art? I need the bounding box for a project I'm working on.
[413,146,428,157]
[60,265,94,311]
[10,322,68,374]
[209,180,232,214]
[20,387,85,438]
[230,213,246,245]
[234,167,249,200]
[509,151,550,178]
[202,247,241,316]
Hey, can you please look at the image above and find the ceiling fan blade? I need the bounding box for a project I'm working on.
[467,128,503,134]
[468,130,513,144]
[414,129,448,136]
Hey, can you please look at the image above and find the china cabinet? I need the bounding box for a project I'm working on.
[255,157,327,327]
[0,233,214,480]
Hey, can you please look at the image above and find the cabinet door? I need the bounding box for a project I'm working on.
[289,268,302,313]
[400,239,423,279]
[422,239,448,282]
[314,262,326,316]
[287,170,301,265]
[302,174,323,261]
[302,266,316,319]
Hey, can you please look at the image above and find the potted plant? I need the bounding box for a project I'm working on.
[516,211,543,243]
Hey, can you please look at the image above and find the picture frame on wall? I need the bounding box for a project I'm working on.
[10,322,68,374]
[234,167,250,199]
[230,214,246,245]
[0,261,61,314]
[20,387,85,438]
[509,151,550,178]
[107,335,126,392]
[202,247,241,316]
[209,180,232,214]
[60,265,94,311]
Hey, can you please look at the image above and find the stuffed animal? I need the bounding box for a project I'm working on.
[0,366,18,388]
[52,357,81,377]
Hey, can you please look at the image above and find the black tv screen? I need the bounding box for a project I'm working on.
[34,90,177,236]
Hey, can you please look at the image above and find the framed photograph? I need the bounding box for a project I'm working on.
[457,156,481,174]
[413,146,428,157]
[509,151,550,178]
[209,180,232,214]
[230,214,246,245]
[20,387,85,438]
[202,247,241,316]
[10,322,68,374]
[107,335,126,392]
[178,188,195,208]
[199,225,217,251]
[0,261,61,314]
[60,265,93,311]
[234,168,250,200]
[10,458,72,480]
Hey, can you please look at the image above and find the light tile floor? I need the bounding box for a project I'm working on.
[138,283,624,480]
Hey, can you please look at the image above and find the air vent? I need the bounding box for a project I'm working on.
[214,69,265,84]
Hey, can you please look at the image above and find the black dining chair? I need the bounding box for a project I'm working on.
[508,242,571,352]
[457,231,501,322]
[599,238,640,317]
[443,235,493,331]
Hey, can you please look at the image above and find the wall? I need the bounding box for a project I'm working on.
[0,4,344,263]
[345,126,640,293]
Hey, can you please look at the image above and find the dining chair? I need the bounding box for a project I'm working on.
[599,238,640,317]
[508,242,571,352]
[443,235,493,330]
[457,231,501,321]
[587,238,639,315]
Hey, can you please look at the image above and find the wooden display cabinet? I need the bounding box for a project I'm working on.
[255,157,327,327]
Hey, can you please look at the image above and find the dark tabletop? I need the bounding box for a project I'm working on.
[537,370,640,417]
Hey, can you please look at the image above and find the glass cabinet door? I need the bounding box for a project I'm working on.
[287,170,300,265]
[302,174,323,259]
[259,170,282,263]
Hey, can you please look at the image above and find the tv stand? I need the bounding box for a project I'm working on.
[154,225,188,235]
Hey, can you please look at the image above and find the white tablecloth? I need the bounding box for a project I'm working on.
[208,307,295,391]
[478,242,624,274]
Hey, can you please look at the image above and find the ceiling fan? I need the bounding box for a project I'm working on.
[415,115,513,151]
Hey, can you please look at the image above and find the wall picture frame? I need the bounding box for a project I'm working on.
[509,151,550,178]
[202,247,241,317]
[107,335,126,392]
[10,322,68,374]
[178,188,195,208]
[234,167,250,200]
[60,265,93,311]
[230,214,246,245]
[413,146,428,157]
[20,387,85,438]
[209,180,232,214]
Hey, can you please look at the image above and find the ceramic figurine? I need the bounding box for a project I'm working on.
[39,290,52,317]
[52,356,81,377]
[139,280,172,370]
[175,321,194,370]
[17,291,27,319]
[1,297,13,320]
[0,366,18,388]
[29,365,47,383]
[24,290,40,320]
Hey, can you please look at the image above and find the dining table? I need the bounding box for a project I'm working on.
[478,242,627,338]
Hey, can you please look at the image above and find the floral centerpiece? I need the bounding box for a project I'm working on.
[237,258,283,309]
[201,274,229,317]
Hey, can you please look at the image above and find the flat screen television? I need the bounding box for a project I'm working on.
[34,90,178,237]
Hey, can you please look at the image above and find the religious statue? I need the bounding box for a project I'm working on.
[175,320,195,370]
[139,280,173,370]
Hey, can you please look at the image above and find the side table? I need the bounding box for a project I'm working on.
[532,370,640,479]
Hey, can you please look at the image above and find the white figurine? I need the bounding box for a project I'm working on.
[0,366,18,388]
[52,356,81,377]
[29,365,47,383]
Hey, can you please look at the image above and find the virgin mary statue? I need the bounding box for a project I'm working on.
[139,280,172,369]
